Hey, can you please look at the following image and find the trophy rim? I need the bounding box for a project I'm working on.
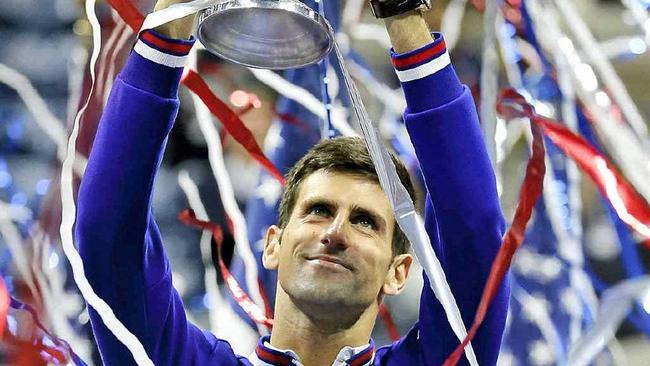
[196,0,334,69]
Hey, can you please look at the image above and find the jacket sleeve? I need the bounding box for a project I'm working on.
[75,30,240,366]
[387,34,509,365]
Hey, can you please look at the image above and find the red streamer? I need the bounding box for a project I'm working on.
[105,0,285,185]
[378,304,400,342]
[443,89,547,366]
[0,277,9,337]
[182,69,285,184]
[179,209,274,328]
[500,89,650,243]
[445,88,650,365]
[105,0,145,29]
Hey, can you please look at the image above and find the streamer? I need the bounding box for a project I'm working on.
[444,88,547,366]
[179,209,274,327]
[106,0,284,184]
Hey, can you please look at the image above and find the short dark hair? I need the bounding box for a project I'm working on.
[278,137,416,256]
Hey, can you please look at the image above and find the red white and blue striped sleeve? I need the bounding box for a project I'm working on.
[391,33,464,113]
[135,29,194,68]
[119,30,195,99]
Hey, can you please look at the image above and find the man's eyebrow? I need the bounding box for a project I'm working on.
[351,204,387,230]
[300,197,338,209]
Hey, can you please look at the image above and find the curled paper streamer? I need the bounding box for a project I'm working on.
[0,277,8,337]
[179,209,274,327]
[248,67,358,137]
[332,39,479,366]
[58,1,154,365]
[107,0,285,184]
[480,0,500,167]
[8,297,87,365]
[178,171,261,351]
[567,276,650,366]
[187,71,270,334]
[0,63,87,174]
[554,0,649,142]
[182,69,285,184]
[524,0,650,205]
[499,90,650,242]
[177,170,223,333]
[441,0,469,52]
[444,89,547,366]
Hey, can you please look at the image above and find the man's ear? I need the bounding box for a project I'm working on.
[382,254,413,296]
[262,225,282,270]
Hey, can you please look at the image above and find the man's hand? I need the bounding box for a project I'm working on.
[153,0,195,39]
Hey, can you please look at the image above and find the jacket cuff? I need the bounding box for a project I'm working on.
[391,33,464,113]
[120,30,195,98]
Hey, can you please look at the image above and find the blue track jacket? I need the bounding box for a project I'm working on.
[76,30,508,366]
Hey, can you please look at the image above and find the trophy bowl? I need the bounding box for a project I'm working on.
[197,0,334,69]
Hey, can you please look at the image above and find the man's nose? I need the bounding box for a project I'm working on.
[320,213,349,249]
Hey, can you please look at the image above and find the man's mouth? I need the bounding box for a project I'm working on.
[306,255,353,271]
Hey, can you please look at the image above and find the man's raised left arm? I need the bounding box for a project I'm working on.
[382,9,509,366]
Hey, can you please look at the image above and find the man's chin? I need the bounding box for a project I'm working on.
[288,280,355,306]
[289,289,367,324]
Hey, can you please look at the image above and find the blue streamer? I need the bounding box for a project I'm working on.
[8,296,87,365]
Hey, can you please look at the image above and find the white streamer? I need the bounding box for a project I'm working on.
[441,0,468,52]
[177,170,259,353]
[480,0,500,168]
[58,0,154,364]
[525,0,650,202]
[346,58,406,116]
[177,170,221,332]
[0,201,40,308]
[28,226,92,363]
[188,47,268,335]
[102,20,135,106]
[248,67,358,137]
[620,0,650,45]
[96,20,128,104]
[341,0,365,34]
[332,41,478,366]
[140,0,217,32]
[567,276,650,366]
[0,64,87,175]
[555,0,649,142]
[511,283,564,365]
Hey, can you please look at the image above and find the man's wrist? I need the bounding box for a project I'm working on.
[153,1,194,39]
[384,11,433,54]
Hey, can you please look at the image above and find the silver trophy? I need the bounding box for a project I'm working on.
[196,0,334,69]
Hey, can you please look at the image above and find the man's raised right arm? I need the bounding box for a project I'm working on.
[75,22,242,364]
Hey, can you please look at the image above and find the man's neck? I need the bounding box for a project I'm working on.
[269,289,377,366]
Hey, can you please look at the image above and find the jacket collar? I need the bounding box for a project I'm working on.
[251,335,375,366]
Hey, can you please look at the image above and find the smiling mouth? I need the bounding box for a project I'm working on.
[306,256,353,271]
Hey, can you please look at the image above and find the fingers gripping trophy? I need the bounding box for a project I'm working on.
[154,0,431,69]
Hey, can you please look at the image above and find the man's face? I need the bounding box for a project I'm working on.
[264,170,403,313]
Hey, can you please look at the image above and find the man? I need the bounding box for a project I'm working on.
[76,0,508,365]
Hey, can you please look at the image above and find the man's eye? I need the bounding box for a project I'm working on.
[353,215,376,229]
[309,205,329,217]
